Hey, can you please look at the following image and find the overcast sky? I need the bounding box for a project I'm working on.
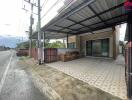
[0,0,126,41]
[119,23,127,41]
[0,0,29,37]
[0,0,65,38]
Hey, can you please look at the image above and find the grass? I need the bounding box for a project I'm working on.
[19,56,30,60]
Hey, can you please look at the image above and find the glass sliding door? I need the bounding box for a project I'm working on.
[86,38,109,57]
[86,41,92,56]
[101,39,109,57]
[92,40,102,57]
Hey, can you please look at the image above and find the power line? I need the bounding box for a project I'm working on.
[22,0,37,57]
[41,0,61,19]
[41,0,74,23]
[41,0,48,8]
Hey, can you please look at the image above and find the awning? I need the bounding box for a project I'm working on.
[32,0,127,39]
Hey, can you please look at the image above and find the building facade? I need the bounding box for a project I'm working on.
[68,27,120,59]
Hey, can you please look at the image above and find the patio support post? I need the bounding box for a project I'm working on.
[37,0,41,65]
[42,31,45,64]
[29,4,33,58]
[127,11,132,99]
[67,33,69,48]
[124,1,132,98]
[112,27,116,59]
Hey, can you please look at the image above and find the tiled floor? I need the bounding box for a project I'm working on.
[47,56,127,100]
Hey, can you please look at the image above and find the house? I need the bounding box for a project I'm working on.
[30,0,127,61]
[28,0,132,99]
[67,27,120,59]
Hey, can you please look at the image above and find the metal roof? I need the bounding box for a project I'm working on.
[32,0,127,39]
[39,31,72,39]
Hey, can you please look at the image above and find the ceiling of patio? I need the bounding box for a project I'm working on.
[32,0,127,39]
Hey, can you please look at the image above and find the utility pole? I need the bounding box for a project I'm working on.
[29,4,33,57]
[42,32,45,64]
[22,0,36,57]
[37,0,41,65]
[23,0,42,64]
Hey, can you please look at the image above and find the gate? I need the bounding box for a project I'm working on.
[44,48,58,63]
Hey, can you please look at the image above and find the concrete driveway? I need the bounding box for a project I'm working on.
[47,56,127,99]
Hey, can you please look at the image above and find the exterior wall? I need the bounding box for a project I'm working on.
[68,35,76,43]
[79,29,114,57]
[76,35,80,50]
[66,27,119,59]
[115,26,120,58]
[58,48,79,54]
[68,35,80,50]
[109,37,113,57]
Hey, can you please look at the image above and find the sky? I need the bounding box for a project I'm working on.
[0,0,66,38]
[119,23,127,41]
[0,0,29,38]
[0,0,127,41]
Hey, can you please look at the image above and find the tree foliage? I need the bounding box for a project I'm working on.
[17,41,29,49]
[17,40,65,49]
[45,41,65,48]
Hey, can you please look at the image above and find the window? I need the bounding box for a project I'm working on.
[68,42,76,48]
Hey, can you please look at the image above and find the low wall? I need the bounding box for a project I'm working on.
[58,48,79,54]
[30,48,38,60]
[30,48,79,61]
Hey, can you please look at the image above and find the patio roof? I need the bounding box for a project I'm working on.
[32,0,127,39]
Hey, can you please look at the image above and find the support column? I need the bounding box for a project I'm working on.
[124,1,132,99]
[37,0,41,65]
[112,27,117,59]
[127,12,132,99]
[42,32,45,64]
[29,4,33,57]
[67,33,69,48]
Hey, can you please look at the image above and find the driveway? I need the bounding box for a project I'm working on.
[47,56,127,99]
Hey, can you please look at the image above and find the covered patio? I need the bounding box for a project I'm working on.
[47,56,127,99]
[32,0,127,40]
[30,0,128,99]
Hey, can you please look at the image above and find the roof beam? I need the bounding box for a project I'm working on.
[66,18,95,34]
[65,3,124,29]
[43,0,95,30]
[46,29,68,34]
[54,25,78,32]
[78,13,127,31]
[67,13,127,31]
[67,18,91,28]
[88,5,108,25]
[76,19,126,35]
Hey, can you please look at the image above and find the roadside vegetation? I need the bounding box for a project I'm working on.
[16,40,66,49]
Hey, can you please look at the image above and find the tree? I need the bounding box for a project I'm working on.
[17,41,29,49]
[17,40,66,49]
[45,41,65,48]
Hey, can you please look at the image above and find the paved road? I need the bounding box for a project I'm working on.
[0,50,12,81]
[0,50,48,100]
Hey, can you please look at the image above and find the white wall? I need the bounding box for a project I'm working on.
[58,48,79,54]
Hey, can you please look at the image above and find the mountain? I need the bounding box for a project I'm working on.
[0,35,28,48]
